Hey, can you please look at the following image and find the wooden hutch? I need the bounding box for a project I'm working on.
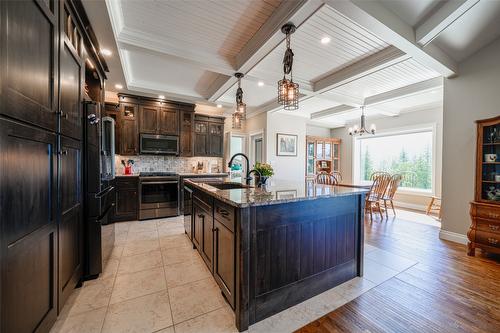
[305,136,341,182]
[468,115,500,256]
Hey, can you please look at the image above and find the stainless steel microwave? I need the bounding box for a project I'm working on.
[140,134,179,155]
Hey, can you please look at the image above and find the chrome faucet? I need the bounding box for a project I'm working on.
[227,153,260,185]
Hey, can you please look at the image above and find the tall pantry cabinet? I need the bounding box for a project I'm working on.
[0,0,106,332]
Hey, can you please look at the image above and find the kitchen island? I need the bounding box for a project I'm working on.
[185,179,367,331]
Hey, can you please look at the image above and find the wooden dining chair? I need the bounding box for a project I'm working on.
[370,171,391,181]
[365,173,392,222]
[331,171,342,184]
[381,174,403,217]
[316,172,339,185]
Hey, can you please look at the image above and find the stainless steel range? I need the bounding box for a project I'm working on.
[139,172,179,220]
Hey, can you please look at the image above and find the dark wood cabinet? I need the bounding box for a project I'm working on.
[160,106,179,135]
[59,42,82,140]
[0,0,59,132]
[0,118,58,333]
[180,110,193,156]
[139,105,159,134]
[58,136,83,310]
[209,123,224,157]
[193,196,213,270]
[104,103,121,153]
[214,219,235,308]
[112,177,139,222]
[120,103,139,155]
[193,115,225,157]
[194,121,209,156]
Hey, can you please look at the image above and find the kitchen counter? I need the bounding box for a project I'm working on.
[115,174,139,177]
[187,178,366,331]
[179,172,229,177]
[186,179,368,208]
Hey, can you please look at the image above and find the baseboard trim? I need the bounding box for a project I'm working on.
[393,201,427,212]
[439,230,468,245]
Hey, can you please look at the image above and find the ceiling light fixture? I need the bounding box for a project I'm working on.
[232,113,242,130]
[348,106,376,136]
[278,23,299,110]
[158,95,165,99]
[217,104,223,108]
[100,48,112,56]
[115,84,123,90]
[321,36,331,44]
[258,81,264,87]
[234,72,246,119]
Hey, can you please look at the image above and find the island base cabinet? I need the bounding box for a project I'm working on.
[214,219,235,308]
[193,198,213,271]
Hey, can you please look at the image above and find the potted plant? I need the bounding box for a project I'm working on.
[253,162,274,186]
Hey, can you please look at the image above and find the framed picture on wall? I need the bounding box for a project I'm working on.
[276,133,298,156]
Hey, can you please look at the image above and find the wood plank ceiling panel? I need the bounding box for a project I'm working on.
[119,0,282,59]
[249,5,389,83]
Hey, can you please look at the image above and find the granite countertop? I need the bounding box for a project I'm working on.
[115,174,140,177]
[186,179,368,208]
[179,172,229,177]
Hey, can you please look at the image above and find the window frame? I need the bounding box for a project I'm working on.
[352,123,438,196]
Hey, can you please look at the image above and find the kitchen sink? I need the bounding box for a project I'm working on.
[209,182,251,190]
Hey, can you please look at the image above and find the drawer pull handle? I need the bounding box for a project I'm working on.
[218,208,229,217]
[489,224,499,231]
[488,238,498,245]
[197,214,204,218]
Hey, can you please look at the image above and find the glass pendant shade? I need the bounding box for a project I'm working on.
[234,73,247,120]
[232,113,243,130]
[235,101,246,120]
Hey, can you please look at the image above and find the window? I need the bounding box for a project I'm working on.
[229,134,246,181]
[355,129,434,192]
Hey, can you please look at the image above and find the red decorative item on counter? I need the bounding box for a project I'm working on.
[124,166,132,175]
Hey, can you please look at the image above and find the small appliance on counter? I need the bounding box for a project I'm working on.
[139,172,179,220]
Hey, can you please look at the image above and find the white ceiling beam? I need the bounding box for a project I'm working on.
[324,0,458,77]
[207,0,324,102]
[310,105,354,120]
[364,77,443,106]
[313,46,410,93]
[416,0,480,46]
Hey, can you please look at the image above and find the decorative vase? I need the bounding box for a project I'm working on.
[124,166,132,175]
[257,176,269,186]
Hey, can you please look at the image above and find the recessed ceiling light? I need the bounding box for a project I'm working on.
[321,37,331,44]
[258,81,264,87]
[159,95,165,99]
[100,48,112,56]
[216,104,223,108]
[115,84,123,89]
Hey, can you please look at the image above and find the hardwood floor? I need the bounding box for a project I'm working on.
[297,213,500,333]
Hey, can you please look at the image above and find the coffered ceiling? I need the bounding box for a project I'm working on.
[82,0,500,128]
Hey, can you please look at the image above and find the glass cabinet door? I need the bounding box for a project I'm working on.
[333,143,339,158]
[481,122,500,201]
[307,141,315,176]
[325,143,332,159]
[317,142,324,159]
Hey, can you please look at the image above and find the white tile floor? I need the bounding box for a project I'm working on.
[51,216,418,333]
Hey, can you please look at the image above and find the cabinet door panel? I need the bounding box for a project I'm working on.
[160,107,179,135]
[1,0,58,131]
[180,111,193,156]
[59,136,82,309]
[140,105,159,134]
[122,119,138,155]
[201,209,213,269]
[0,118,57,332]
[192,205,203,251]
[209,123,223,157]
[59,43,81,139]
[194,121,208,156]
[214,219,235,308]
[115,188,138,219]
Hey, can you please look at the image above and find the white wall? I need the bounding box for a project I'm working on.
[331,106,443,210]
[441,37,500,238]
[306,125,332,137]
[266,112,307,182]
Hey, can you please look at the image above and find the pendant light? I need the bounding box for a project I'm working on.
[277,23,299,110]
[234,73,246,120]
[348,106,376,136]
[232,113,242,130]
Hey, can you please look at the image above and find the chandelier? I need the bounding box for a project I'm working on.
[277,23,299,110]
[234,73,246,119]
[348,106,376,136]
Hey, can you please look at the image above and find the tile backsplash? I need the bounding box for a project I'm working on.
[115,155,224,175]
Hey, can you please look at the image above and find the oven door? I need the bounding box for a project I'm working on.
[140,134,179,155]
[140,180,179,210]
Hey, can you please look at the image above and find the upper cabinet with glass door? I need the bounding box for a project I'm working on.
[305,136,341,180]
[476,117,500,203]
